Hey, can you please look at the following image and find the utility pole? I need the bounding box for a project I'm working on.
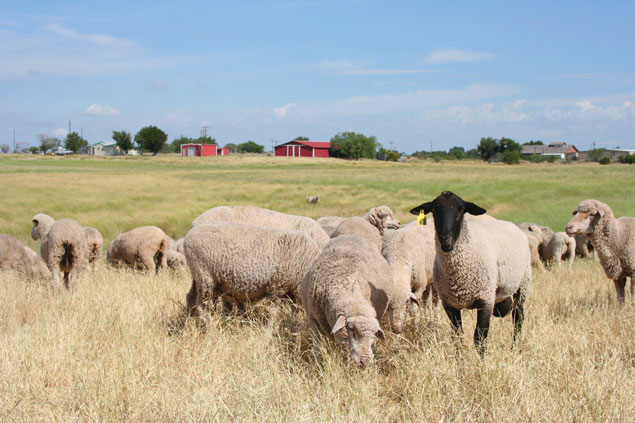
[201,126,208,139]
[389,141,394,151]
[13,129,15,153]
[68,120,71,134]
[81,128,83,139]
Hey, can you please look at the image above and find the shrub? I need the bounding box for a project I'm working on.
[618,154,635,164]
[599,157,611,165]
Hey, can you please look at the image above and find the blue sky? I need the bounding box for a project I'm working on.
[1,0,634,153]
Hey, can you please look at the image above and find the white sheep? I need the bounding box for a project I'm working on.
[410,191,532,355]
[317,205,401,239]
[306,195,320,204]
[566,199,635,303]
[84,227,103,271]
[574,233,594,258]
[300,235,389,367]
[521,227,545,270]
[0,234,50,281]
[107,226,168,273]
[31,214,89,290]
[539,231,576,267]
[192,205,330,248]
[331,216,383,250]
[165,234,187,271]
[381,221,436,333]
[184,221,322,323]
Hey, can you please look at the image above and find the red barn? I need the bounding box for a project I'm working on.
[274,140,330,158]
[180,144,228,157]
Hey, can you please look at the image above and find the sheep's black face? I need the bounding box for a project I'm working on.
[410,191,486,253]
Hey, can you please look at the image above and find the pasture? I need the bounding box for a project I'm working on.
[0,155,633,422]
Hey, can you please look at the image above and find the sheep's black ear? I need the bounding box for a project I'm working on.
[464,202,486,216]
[410,202,432,216]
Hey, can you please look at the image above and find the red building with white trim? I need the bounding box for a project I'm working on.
[180,144,229,157]
[274,140,331,158]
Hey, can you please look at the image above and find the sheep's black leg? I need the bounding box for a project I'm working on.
[474,301,493,356]
[512,290,525,344]
[493,297,513,318]
[442,302,462,334]
[613,278,626,304]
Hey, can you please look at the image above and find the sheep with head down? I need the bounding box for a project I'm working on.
[0,234,50,281]
[410,191,532,355]
[107,226,168,273]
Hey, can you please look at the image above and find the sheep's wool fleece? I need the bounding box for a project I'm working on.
[185,222,321,303]
[332,217,383,250]
[578,200,635,280]
[301,235,390,337]
[434,219,531,309]
[192,206,330,248]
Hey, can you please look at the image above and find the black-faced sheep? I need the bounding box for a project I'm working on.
[300,235,389,367]
[107,226,168,273]
[566,199,635,303]
[410,191,532,355]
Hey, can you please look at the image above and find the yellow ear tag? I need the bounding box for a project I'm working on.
[417,210,427,225]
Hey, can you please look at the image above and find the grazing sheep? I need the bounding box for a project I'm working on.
[0,234,50,280]
[107,226,168,273]
[331,217,383,250]
[521,227,545,270]
[192,206,330,248]
[517,222,554,236]
[174,238,185,254]
[31,214,89,290]
[166,250,187,271]
[317,216,344,229]
[306,195,320,204]
[539,231,576,267]
[364,206,401,236]
[84,227,103,271]
[300,235,389,367]
[574,233,594,258]
[184,221,322,323]
[381,222,436,333]
[410,191,532,355]
[566,199,635,303]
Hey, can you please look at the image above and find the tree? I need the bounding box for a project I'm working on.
[64,132,88,153]
[237,141,264,153]
[477,137,498,161]
[587,148,606,162]
[498,137,521,153]
[38,134,61,153]
[448,146,466,160]
[224,143,237,153]
[0,144,10,153]
[135,125,167,155]
[523,140,544,145]
[294,136,309,141]
[29,146,39,154]
[170,136,196,153]
[502,150,521,165]
[329,132,378,160]
[198,135,217,145]
[377,147,400,161]
[112,130,133,154]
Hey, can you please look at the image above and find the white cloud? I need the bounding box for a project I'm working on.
[43,23,136,49]
[84,104,121,117]
[321,59,433,75]
[274,103,297,118]
[426,49,496,64]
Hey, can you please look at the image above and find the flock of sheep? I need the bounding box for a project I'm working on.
[1,193,634,367]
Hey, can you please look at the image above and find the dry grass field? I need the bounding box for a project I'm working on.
[0,155,633,422]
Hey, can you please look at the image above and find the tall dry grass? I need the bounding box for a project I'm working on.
[0,155,634,421]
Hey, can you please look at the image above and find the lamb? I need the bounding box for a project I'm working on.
[192,205,330,248]
[107,226,168,273]
[0,234,50,280]
[31,214,89,290]
[84,227,103,271]
[331,216,383,250]
[300,235,389,367]
[381,222,436,333]
[184,221,322,323]
[165,235,187,270]
[306,195,320,204]
[539,231,576,267]
[566,199,635,303]
[410,191,532,355]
